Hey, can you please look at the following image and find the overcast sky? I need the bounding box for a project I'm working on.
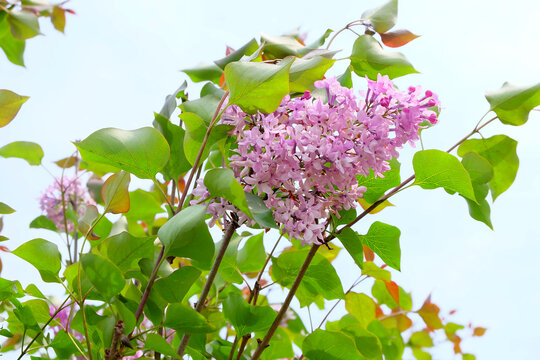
[2,0,540,358]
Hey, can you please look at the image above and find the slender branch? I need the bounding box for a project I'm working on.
[153,179,175,212]
[317,275,367,329]
[177,214,240,356]
[250,244,321,360]
[17,297,73,360]
[133,248,165,325]
[176,90,230,213]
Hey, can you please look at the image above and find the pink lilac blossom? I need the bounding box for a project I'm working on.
[193,75,440,244]
[49,304,84,341]
[39,175,94,232]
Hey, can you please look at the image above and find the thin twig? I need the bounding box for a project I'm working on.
[250,244,321,360]
[177,214,240,357]
[17,297,73,360]
[176,91,230,213]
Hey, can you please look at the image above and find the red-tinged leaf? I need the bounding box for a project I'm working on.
[219,72,226,88]
[473,327,487,337]
[375,305,384,318]
[449,309,457,315]
[102,172,131,214]
[0,245,9,252]
[51,6,66,33]
[417,295,443,330]
[453,335,462,354]
[65,9,76,15]
[384,280,399,305]
[380,30,420,48]
[395,313,412,332]
[178,177,186,195]
[225,45,235,56]
[363,245,374,261]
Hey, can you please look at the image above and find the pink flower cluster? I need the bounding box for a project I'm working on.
[195,75,439,244]
[39,175,94,232]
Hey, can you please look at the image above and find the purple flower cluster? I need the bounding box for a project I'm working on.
[39,175,94,232]
[196,75,439,244]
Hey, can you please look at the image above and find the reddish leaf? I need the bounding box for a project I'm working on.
[417,295,443,330]
[101,172,131,214]
[473,327,487,337]
[363,245,374,261]
[225,45,235,56]
[219,72,226,88]
[375,305,384,318]
[178,177,186,195]
[449,309,457,315]
[0,246,9,252]
[384,280,400,305]
[380,30,420,48]
[452,335,462,354]
[395,313,412,332]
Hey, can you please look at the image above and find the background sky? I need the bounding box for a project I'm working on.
[1,0,540,359]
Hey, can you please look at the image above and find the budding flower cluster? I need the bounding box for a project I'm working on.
[195,75,440,244]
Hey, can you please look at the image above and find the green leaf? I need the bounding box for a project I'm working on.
[0,18,26,66]
[78,205,100,239]
[297,29,334,56]
[359,221,401,271]
[12,238,61,283]
[337,227,363,269]
[485,82,540,126]
[218,233,243,284]
[159,81,187,119]
[144,333,181,359]
[7,11,40,40]
[153,113,192,180]
[357,158,401,203]
[362,0,398,33]
[350,35,417,80]
[413,149,476,202]
[81,253,125,300]
[225,57,294,114]
[204,168,251,215]
[461,152,494,229]
[289,56,336,92]
[182,63,223,84]
[24,284,46,299]
[181,112,232,166]
[0,89,29,128]
[50,330,82,358]
[345,292,377,328]
[245,192,278,229]
[158,204,215,269]
[223,293,276,337]
[100,232,154,272]
[410,331,433,347]
[0,202,15,214]
[125,188,164,223]
[337,65,353,88]
[260,33,304,59]
[164,303,216,333]
[154,266,201,303]
[361,261,391,281]
[102,172,131,214]
[271,248,344,307]
[180,94,220,125]
[412,348,432,360]
[0,141,43,165]
[302,329,367,360]
[457,135,518,200]
[237,232,266,272]
[341,323,382,359]
[76,127,170,179]
[214,38,259,69]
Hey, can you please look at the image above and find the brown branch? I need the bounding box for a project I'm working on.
[250,244,321,360]
[105,320,124,360]
[177,214,239,357]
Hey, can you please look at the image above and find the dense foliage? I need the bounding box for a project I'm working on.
[1,0,538,359]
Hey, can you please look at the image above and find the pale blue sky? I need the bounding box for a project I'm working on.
[1,0,540,358]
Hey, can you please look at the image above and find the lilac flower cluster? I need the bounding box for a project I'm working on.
[39,175,94,232]
[195,75,439,244]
